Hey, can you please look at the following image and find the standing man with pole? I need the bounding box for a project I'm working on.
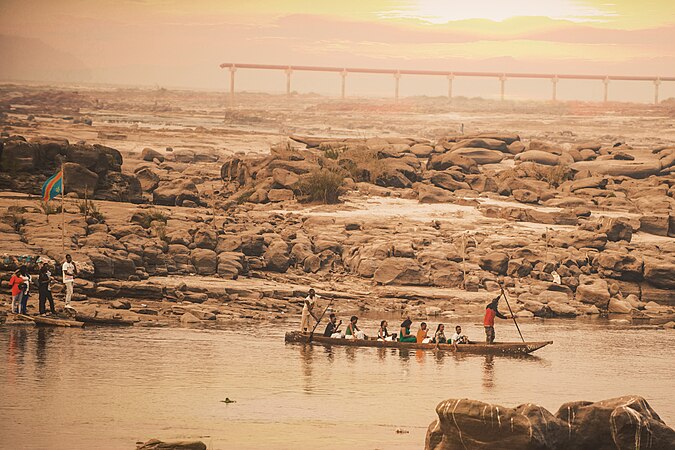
[300,288,320,333]
[483,293,508,344]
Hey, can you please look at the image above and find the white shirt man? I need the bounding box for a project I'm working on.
[62,254,77,306]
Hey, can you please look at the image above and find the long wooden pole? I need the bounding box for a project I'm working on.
[309,297,334,343]
[61,162,65,254]
[500,284,524,342]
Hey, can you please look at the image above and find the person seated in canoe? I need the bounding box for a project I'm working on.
[450,325,470,345]
[344,316,365,340]
[399,318,416,342]
[416,322,432,344]
[432,324,447,344]
[323,313,343,338]
[377,320,396,341]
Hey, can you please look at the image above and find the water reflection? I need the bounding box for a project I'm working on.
[482,355,495,389]
[299,344,314,393]
[35,327,51,374]
[6,327,29,383]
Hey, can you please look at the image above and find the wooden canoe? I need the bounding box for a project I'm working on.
[285,331,552,355]
[13,314,84,328]
[73,314,136,326]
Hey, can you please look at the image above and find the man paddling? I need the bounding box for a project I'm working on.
[484,294,508,344]
[323,313,342,338]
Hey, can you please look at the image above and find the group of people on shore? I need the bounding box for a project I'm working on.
[8,254,77,316]
[301,289,510,345]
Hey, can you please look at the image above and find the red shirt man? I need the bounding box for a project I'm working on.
[484,296,507,344]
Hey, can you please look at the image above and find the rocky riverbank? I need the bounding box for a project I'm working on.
[1,86,674,329]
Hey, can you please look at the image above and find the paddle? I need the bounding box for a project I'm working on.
[308,296,334,343]
[499,283,525,343]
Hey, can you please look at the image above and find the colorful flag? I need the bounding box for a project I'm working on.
[41,170,63,202]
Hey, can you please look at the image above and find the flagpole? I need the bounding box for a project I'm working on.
[61,162,65,254]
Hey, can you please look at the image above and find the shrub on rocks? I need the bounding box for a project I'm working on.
[296,169,345,204]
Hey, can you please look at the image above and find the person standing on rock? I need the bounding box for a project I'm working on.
[9,266,28,314]
[38,261,56,315]
[62,254,77,308]
[484,295,507,344]
[300,288,319,333]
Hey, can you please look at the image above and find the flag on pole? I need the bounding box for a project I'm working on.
[41,169,63,201]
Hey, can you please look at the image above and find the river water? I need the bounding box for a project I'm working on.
[1,317,674,449]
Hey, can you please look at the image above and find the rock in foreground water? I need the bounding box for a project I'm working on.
[426,396,675,450]
[137,439,206,450]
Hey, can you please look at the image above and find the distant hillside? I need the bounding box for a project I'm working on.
[0,34,91,83]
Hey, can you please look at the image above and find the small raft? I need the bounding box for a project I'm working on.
[11,313,84,328]
[285,331,552,355]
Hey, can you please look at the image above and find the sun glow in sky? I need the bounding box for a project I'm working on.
[380,0,613,23]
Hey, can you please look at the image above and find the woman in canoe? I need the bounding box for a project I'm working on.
[345,316,365,340]
[399,318,416,342]
[377,320,396,341]
[433,324,447,344]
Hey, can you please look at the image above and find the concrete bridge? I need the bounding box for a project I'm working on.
[220,62,674,104]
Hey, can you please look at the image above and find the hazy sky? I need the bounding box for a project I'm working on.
[1,0,674,101]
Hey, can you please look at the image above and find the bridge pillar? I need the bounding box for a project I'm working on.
[229,66,236,104]
[499,75,506,101]
[340,70,347,99]
[551,76,558,102]
[654,78,661,105]
[447,74,455,99]
[285,67,292,97]
[394,71,401,102]
[603,77,609,103]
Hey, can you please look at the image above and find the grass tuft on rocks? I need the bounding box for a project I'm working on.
[135,208,167,228]
[37,200,61,219]
[297,168,345,204]
[77,199,106,223]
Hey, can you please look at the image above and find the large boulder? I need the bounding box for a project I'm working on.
[141,147,164,163]
[597,251,643,281]
[373,257,429,285]
[426,396,675,450]
[643,259,675,289]
[416,184,455,203]
[515,150,560,166]
[136,167,160,192]
[217,252,245,279]
[153,179,200,206]
[95,171,143,203]
[451,138,507,152]
[576,278,610,308]
[450,148,504,165]
[427,152,478,173]
[608,297,633,313]
[263,240,290,272]
[479,252,509,275]
[63,162,98,197]
[570,160,662,179]
[429,171,471,192]
[190,249,217,275]
[426,398,566,449]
